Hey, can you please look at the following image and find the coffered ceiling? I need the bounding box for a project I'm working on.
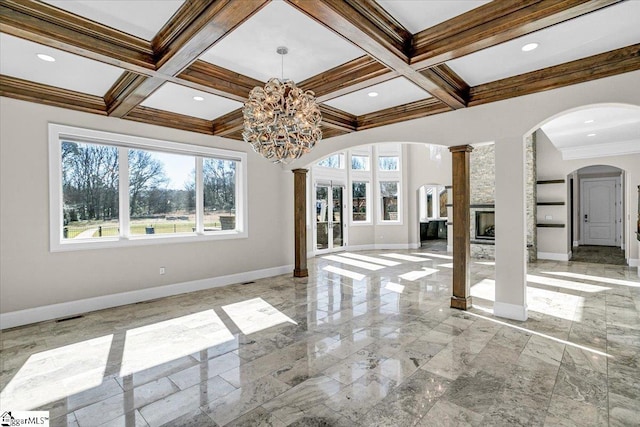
[1,0,639,143]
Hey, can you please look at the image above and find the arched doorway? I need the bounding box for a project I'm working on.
[570,165,625,264]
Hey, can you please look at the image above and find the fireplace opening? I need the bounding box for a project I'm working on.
[476,211,495,240]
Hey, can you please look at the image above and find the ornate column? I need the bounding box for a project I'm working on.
[449,145,473,310]
[293,168,308,277]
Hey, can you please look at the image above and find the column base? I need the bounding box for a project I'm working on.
[494,301,528,321]
[293,269,308,278]
[450,295,472,310]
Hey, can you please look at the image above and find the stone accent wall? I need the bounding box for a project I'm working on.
[470,144,496,259]
[470,145,495,204]
[526,134,537,261]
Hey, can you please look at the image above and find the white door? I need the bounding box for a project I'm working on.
[315,184,346,254]
[582,178,618,246]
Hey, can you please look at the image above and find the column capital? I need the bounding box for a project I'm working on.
[449,145,474,153]
[292,168,308,174]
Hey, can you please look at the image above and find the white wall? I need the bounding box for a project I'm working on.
[537,129,640,263]
[0,98,294,319]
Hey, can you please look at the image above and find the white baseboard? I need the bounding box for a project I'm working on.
[628,258,639,267]
[0,264,293,330]
[493,301,528,321]
[573,241,579,248]
[447,245,453,252]
[537,251,571,261]
[345,243,419,251]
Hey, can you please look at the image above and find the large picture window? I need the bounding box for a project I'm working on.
[50,124,247,251]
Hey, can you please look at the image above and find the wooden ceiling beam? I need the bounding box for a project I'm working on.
[300,56,397,102]
[286,0,467,109]
[411,0,623,69]
[177,60,263,102]
[319,105,358,132]
[108,0,268,118]
[468,43,640,106]
[357,98,451,130]
[125,106,214,135]
[212,109,244,137]
[0,75,107,115]
[212,104,358,138]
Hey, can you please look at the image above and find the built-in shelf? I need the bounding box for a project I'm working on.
[471,239,495,245]
[537,179,565,185]
[537,201,565,206]
[537,223,565,228]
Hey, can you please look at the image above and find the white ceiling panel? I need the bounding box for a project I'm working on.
[324,77,432,116]
[42,0,184,41]
[140,83,242,121]
[200,1,364,83]
[541,106,640,159]
[377,0,490,34]
[446,1,640,86]
[0,33,124,96]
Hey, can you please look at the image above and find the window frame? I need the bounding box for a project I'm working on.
[377,180,401,224]
[49,123,248,252]
[350,180,371,224]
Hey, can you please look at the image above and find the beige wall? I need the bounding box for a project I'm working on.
[536,129,639,262]
[0,98,294,314]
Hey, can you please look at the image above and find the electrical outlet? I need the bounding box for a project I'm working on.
[159,267,165,275]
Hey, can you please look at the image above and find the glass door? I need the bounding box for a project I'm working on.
[315,183,345,253]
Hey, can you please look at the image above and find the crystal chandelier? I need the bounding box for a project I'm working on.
[242,47,322,164]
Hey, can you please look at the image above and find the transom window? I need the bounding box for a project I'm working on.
[50,124,247,251]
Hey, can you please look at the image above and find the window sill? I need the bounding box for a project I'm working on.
[51,230,247,252]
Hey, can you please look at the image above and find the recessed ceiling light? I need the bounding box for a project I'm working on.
[37,53,56,62]
[584,119,594,124]
[193,96,204,101]
[521,43,539,52]
[368,92,379,97]
[587,133,596,137]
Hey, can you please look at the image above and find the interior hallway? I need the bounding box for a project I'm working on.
[1,249,638,426]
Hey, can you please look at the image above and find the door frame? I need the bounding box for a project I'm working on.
[580,175,621,246]
[313,181,347,255]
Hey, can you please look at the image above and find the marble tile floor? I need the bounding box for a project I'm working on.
[1,249,639,426]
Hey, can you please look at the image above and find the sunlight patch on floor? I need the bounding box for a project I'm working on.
[323,265,365,281]
[412,252,453,260]
[471,279,583,322]
[340,252,401,266]
[323,255,385,271]
[222,297,297,335]
[475,261,495,266]
[399,268,439,281]
[0,334,112,410]
[385,282,405,293]
[465,311,611,358]
[437,263,453,269]
[542,271,640,288]
[527,274,610,293]
[120,310,233,376]
[380,253,430,262]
